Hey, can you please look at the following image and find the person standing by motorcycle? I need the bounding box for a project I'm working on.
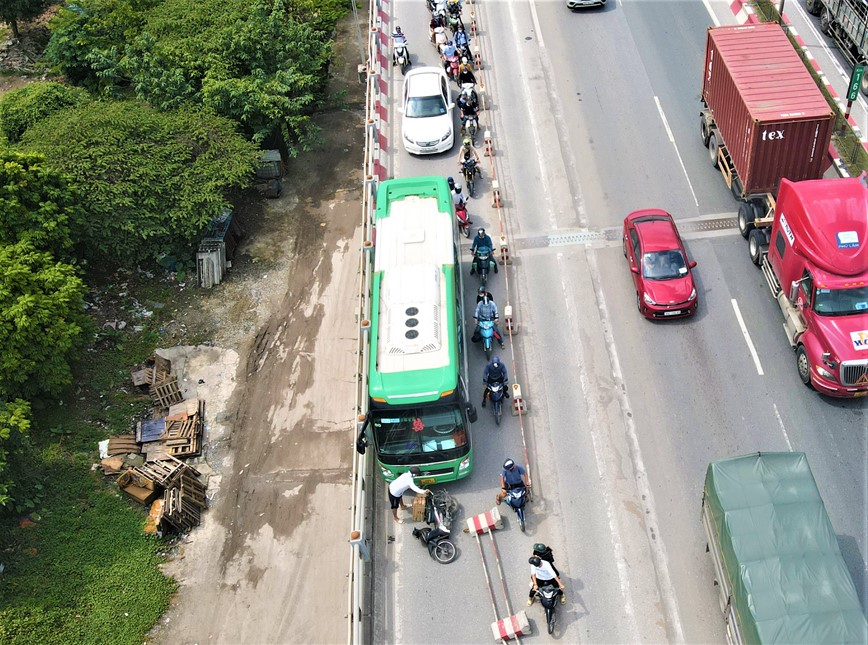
[388,466,430,524]
[391,26,409,66]
[528,556,566,606]
[474,293,504,350]
[495,457,524,504]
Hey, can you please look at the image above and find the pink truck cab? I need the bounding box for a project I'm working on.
[749,175,868,396]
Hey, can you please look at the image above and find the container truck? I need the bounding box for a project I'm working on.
[806,0,868,96]
[700,24,868,397]
[702,452,868,644]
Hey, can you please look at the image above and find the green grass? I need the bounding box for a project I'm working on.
[0,273,184,645]
[752,1,868,175]
[0,446,177,645]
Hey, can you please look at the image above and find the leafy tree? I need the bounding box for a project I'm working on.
[0,82,91,143]
[21,101,259,267]
[125,0,334,150]
[0,150,80,258]
[0,399,31,508]
[45,0,158,92]
[0,241,88,400]
[0,0,48,39]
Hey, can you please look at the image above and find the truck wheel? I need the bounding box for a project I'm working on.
[805,0,821,15]
[796,346,813,388]
[748,229,764,266]
[700,116,711,147]
[820,7,832,35]
[708,132,720,169]
[738,202,756,239]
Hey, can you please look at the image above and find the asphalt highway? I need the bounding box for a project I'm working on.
[370,1,867,642]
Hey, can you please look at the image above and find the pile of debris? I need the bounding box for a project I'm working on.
[98,354,209,535]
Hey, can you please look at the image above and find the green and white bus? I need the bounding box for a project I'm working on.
[360,176,477,484]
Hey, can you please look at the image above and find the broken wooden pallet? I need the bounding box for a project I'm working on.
[149,377,183,408]
[107,433,141,456]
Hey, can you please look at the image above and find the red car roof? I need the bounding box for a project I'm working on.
[777,175,868,278]
[628,209,682,253]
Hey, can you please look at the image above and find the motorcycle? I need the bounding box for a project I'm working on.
[394,41,410,75]
[460,83,480,109]
[461,114,478,143]
[447,13,464,33]
[505,485,527,529]
[473,245,494,285]
[412,490,457,564]
[443,52,460,81]
[431,26,448,51]
[536,584,563,634]
[462,158,480,196]
[486,377,506,425]
[478,318,495,359]
[455,201,472,237]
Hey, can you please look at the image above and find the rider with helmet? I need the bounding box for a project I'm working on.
[528,556,566,606]
[456,58,476,85]
[474,292,505,350]
[457,137,481,167]
[391,26,409,66]
[496,457,525,504]
[470,228,496,275]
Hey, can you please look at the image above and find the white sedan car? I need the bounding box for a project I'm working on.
[400,67,455,155]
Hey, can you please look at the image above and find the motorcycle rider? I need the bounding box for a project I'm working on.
[482,356,510,410]
[456,57,476,85]
[458,92,479,133]
[391,26,409,66]
[452,183,466,209]
[496,457,524,504]
[476,284,494,304]
[457,137,481,169]
[453,25,470,51]
[528,556,566,606]
[474,293,505,350]
[532,543,560,577]
[470,227,496,275]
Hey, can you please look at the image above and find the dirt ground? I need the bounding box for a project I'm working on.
[145,13,369,645]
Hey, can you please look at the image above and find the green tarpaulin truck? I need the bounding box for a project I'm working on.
[701,452,868,644]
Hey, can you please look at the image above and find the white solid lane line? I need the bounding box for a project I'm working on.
[773,403,795,451]
[654,96,699,208]
[730,298,765,376]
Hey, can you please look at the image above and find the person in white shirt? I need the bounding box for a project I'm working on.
[528,556,566,606]
[388,466,429,524]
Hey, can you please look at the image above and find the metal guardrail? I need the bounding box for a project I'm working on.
[347,0,384,641]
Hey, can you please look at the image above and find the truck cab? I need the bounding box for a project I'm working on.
[757,175,868,396]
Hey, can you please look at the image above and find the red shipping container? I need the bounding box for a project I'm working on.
[702,23,834,196]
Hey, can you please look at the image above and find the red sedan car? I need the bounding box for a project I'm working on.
[623,209,698,319]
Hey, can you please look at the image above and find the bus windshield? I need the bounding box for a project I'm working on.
[813,286,868,316]
[372,405,467,456]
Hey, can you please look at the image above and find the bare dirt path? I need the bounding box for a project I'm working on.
[149,13,367,644]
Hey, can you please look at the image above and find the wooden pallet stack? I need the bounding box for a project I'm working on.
[134,456,208,533]
[163,400,205,458]
[130,355,172,389]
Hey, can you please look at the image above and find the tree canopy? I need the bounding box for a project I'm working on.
[0,241,88,400]
[21,101,259,267]
[45,0,342,151]
[0,149,81,259]
[0,81,91,143]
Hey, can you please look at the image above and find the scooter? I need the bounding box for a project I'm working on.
[486,378,506,426]
[536,584,563,634]
[455,201,472,238]
[412,490,457,564]
[460,83,480,109]
[473,245,494,285]
[478,318,495,359]
[443,52,460,81]
[394,41,410,75]
[505,485,527,529]
[431,26,448,51]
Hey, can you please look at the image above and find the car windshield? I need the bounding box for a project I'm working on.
[406,95,447,118]
[642,250,687,280]
[372,405,466,456]
[813,285,868,316]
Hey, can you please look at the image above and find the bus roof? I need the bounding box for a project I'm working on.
[369,177,459,405]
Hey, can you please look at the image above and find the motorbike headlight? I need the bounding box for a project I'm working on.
[459,457,471,470]
[816,366,837,381]
[689,288,696,301]
[643,292,656,305]
[441,130,451,142]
